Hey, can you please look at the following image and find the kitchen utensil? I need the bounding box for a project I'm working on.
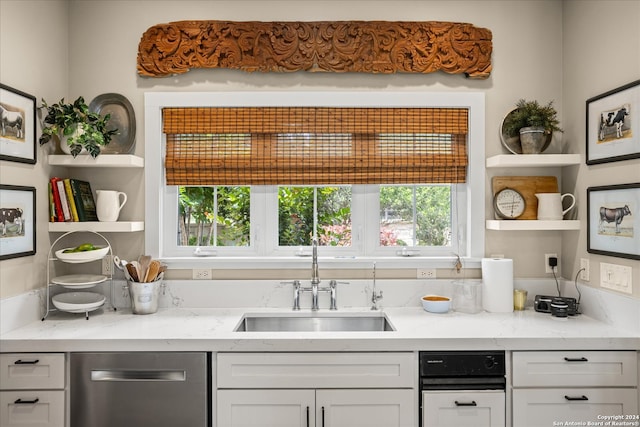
[113,256,128,271]
[96,190,127,222]
[144,260,161,282]
[126,263,139,282]
[492,176,558,220]
[535,192,576,220]
[138,255,151,280]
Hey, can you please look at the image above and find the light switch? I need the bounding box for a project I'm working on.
[600,262,633,294]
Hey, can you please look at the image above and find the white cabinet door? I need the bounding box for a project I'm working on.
[0,391,65,427]
[217,389,316,427]
[512,388,639,427]
[422,390,505,427]
[317,389,414,427]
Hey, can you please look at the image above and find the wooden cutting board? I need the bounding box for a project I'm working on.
[492,176,558,220]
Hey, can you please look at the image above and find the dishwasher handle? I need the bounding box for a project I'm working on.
[91,370,186,382]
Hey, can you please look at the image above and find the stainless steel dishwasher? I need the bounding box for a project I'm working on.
[71,352,209,427]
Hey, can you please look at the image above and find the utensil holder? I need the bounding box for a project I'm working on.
[126,277,163,314]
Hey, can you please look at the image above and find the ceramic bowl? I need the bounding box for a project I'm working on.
[55,246,109,264]
[421,295,451,313]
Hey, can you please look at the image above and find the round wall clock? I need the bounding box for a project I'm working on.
[493,187,526,219]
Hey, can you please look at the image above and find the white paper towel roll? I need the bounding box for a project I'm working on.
[482,258,514,313]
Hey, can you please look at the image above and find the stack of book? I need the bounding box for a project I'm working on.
[49,178,98,222]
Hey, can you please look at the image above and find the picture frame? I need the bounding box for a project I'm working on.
[0,83,37,164]
[0,184,36,260]
[586,79,640,165]
[587,183,639,260]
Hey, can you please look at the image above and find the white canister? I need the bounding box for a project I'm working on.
[481,258,514,313]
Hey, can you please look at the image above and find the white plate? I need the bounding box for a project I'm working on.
[55,246,109,263]
[52,292,106,313]
[51,274,107,289]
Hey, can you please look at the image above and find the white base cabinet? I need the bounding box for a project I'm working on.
[216,352,415,427]
[511,351,638,427]
[217,389,414,427]
[422,390,505,427]
[0,353,66,427]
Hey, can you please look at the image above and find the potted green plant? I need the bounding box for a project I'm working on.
[39,96,118,158]
[502,99,563,154]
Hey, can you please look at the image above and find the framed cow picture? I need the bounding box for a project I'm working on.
[587,183,640,260]
[586,79,640,165]
[0,83,37,164]
[0,185,36,260]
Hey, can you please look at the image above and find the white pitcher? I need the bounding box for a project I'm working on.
[96,190,127,222]
[535,192,575,220]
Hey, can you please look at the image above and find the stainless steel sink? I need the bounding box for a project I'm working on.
[234,314,395,332]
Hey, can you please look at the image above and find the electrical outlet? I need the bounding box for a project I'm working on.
[192,268,212,280]
[544,253,558,274]
[417,268,436,279]
[102,255,112,275]
[580,258,590,281]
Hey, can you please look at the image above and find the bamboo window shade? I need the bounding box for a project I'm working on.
[163,107,468,185]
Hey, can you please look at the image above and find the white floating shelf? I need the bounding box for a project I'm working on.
[486,154,581,168]
[48,154,144,168]
[486,220,580,231]
[49,221,145,233]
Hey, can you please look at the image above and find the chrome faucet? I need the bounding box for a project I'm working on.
[371,262,383,310]
[311,238,320,286]
[287,239,344,310]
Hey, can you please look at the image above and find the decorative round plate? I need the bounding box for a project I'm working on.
[52,292,106,313]
[499,108,552,154]
[55,246,109,263]
[51,274,107,289]
[89,93,136,154]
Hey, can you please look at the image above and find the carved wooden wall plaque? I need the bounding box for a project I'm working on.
[138,20,492,78]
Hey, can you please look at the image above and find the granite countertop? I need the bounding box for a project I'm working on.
[1,307,638,353]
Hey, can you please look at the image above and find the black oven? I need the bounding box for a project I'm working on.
[419,351,506,427]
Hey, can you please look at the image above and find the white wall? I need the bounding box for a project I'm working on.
[562,0,640,299]
[66,0,565,274]
[0,0,68,298]
[2,0,636,301]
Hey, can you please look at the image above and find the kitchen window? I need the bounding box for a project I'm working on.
[145,92,485,268]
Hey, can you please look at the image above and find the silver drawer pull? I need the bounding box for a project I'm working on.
[91,370,186,382]
[14,398,40,405]
[14,359,40,365]
[564,357,588,362]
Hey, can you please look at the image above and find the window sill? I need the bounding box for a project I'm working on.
[158,256,482,270]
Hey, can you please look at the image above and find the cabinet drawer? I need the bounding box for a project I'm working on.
[422,390,505,427]
[217,352,414,388]
[512,388,638,427]
[512,351,637,387]
[0,354,65,390]
[0,390,65,427]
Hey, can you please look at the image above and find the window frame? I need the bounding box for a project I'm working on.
[145,91,485,269]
